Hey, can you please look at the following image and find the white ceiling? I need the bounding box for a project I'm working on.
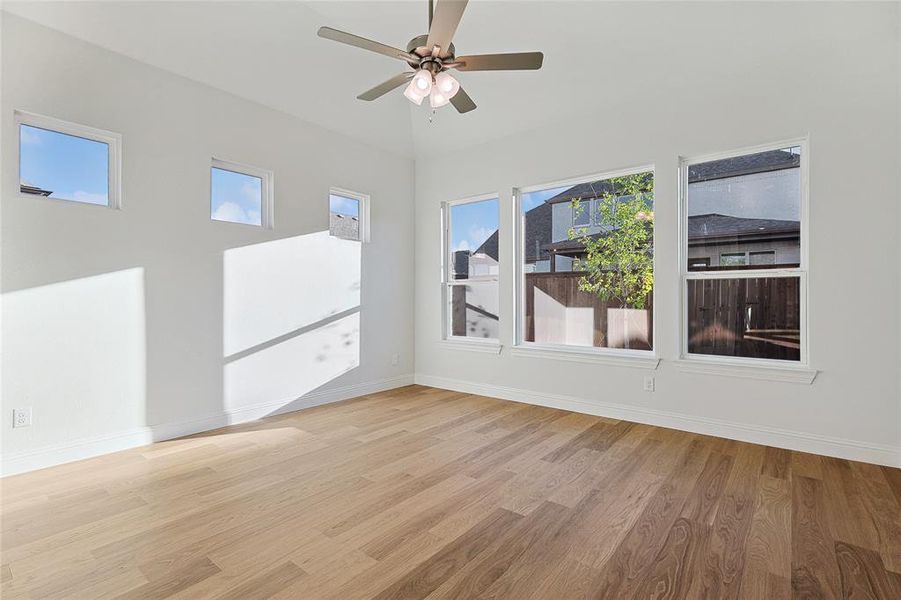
[2,1,828,158]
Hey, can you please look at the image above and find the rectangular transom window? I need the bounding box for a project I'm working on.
[515,167,655,353]
[681,140,807,363]
[329,188,369,242]
[16,111,121,208]
[442,195,499,341]
[210,158,273,228]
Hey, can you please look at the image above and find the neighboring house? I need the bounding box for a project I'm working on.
[20,183,53,196]
[527,149,800,272]
[329,212,359,240]
[450,236,500,339]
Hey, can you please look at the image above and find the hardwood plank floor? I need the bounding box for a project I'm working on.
[2,385,899,599]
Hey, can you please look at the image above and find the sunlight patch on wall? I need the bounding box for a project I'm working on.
[223,231,361,356]
[1,268,147,448]
[223,311,360,411]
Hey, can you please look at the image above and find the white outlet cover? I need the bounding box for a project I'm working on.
[13,407,33,428]
[643,377,655,392]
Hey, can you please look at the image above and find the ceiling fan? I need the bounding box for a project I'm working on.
[317,0,543,114]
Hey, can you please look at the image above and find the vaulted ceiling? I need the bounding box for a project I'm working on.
[3,1,839,159]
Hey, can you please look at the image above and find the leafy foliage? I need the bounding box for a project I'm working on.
[568,172,654,308]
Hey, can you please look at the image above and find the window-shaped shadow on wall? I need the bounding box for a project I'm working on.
[222,232,361,414]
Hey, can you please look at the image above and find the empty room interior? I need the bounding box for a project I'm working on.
[2,1,900,598]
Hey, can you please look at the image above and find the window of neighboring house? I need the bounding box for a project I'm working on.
[443,195,500,341]
[682,141,806,363]
[516,167,655,352]
[749,250,776,266]
[210,158,273,228]
[572,200,591,227]
[720,252,747,267]
[329,188,369,242]
[689,257,711,270]
[17,111,121,208]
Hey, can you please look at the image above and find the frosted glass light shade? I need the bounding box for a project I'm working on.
[434,72,460,98]
[403,80,425,105]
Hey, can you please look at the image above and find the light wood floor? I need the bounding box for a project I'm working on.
[2,385,900,599]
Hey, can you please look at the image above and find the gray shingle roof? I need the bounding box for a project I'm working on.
[687,213,799,240]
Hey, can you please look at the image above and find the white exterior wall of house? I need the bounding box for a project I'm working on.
[415,2,901,467]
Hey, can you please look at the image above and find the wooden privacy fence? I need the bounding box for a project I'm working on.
[686,276,801,360]
[524,271,653,350]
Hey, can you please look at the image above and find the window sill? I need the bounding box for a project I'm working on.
[672,359,818,384]
[510,345,660,369]
[438,339,502,354]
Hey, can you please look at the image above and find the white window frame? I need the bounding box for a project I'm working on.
[15,110,122,209]
[440,193,501,351]
[678,137,813,376]
[210,157,274,229]
[512,165,659,369]
[329,186,370,242]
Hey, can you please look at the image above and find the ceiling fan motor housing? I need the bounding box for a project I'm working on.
[407,34,455,73]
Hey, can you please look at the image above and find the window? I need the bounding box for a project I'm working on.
[329,188,369,242]
[720,252,747,267]
[681,141,806,363]
[515,167,655,352]
[210,158,273,227]
[16,111,121,208]
[442,195,499,341]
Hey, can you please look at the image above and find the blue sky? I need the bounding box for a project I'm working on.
[211,167,262,226]
[19,125,109,205]
[330,194,360,217]
[450,198,498,252]
[521,185,569,212]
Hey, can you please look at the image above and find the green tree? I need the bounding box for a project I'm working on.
[568,173,654,309]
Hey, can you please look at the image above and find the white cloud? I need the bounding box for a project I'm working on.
[455,240,471,252]
[213,201,260,225]
[241,180,262,202]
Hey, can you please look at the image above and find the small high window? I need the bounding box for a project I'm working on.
[329,189,369,242]
[17,111,121,208]
[210,158,273,228]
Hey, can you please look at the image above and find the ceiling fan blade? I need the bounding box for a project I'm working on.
[426,0,468,57]
[450,86,476,114]
[455,52,544,71]
[357,72,414,101]
[318,27,415,62]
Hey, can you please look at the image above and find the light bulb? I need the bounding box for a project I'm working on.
[403,80,425,105]
[429,86,450,108]
[411,70,432,94]
[434,72,460,98]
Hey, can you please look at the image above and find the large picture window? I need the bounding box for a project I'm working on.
[681,141,807,363]
[515,167,655,353]
[442,195,500,342]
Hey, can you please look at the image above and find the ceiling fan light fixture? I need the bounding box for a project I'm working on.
[403,80,426,105]
[429,86,450,108]
[434,72,460,98]
[411,69,433,94]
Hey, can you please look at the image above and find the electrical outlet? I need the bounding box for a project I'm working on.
[13,408,32,428]
[391,353,400,366]
[643,377,655,392]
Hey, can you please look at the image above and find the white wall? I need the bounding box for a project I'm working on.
[1,15,415,474]
[414,2,901,466]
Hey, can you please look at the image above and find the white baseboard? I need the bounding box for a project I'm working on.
[414,374,900,468]
[1,375,414,477]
